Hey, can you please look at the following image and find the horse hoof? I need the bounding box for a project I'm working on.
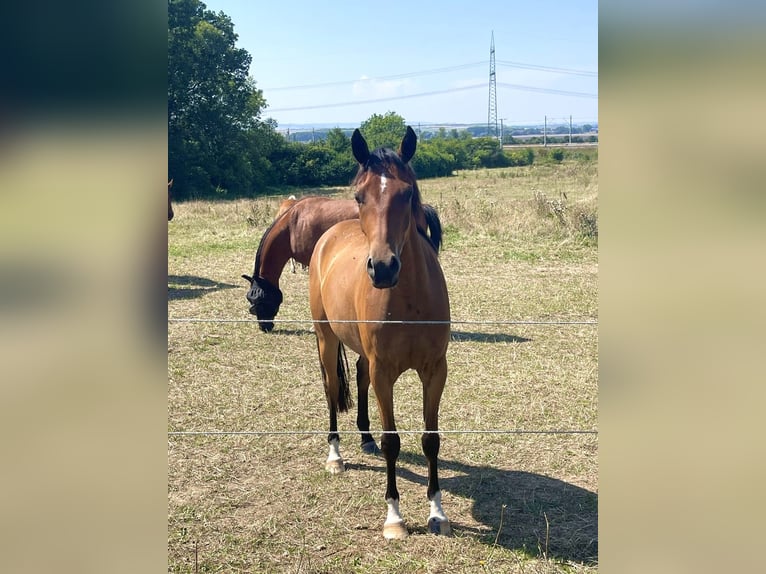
[383,521,409,540]
[325,459,345,474]
[428,517,452,536]
[361,440,381,456]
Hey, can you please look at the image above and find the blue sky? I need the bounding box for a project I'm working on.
[203,1,598,128]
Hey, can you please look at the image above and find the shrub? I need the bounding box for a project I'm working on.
[469,138,510,168]
[532,190,598,243]
[506,147,534,166]
[411,143,456,178]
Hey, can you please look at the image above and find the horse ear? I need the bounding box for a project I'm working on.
[351,129,370,164]
[399,126,417,164]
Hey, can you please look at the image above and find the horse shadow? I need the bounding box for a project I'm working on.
[349,451,597,565]
[168,275,239,300]
[450,331,531,344]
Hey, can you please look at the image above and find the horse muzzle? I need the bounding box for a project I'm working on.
[367,255,400,289]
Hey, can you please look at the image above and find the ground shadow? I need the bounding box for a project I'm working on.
[450,331,531,344]
[270,327,316,337]
[168,275,239,300]
[348,451,597,565]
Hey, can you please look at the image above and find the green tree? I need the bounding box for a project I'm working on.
[325,127,350,154]
[359,112,407,151]
[168,0,268,198]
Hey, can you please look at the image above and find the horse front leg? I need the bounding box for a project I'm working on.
[356,356,380,455]
[419,357,451,536]
[371,364,407,540]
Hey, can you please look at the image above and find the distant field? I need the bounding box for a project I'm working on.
[168,155,598,573]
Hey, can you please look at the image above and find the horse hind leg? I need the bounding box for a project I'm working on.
[315,334,347,474]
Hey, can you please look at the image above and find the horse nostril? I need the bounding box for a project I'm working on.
[390,256,400,276]
[366,257,374,271]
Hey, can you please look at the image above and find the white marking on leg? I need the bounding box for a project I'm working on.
[385,497,404,526]
[327,438,342,462]
[429,491,447,522]
[428,490,451,535]
[325,438,345,474]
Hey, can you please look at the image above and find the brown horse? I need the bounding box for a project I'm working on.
[167,179,174,221]
[242,196,443,333]
[242,196,359,332]
[309,126,451,539]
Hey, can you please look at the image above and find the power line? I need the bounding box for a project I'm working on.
[266,82,597,113]
[168,318,598,325]
[267,84,485,112]
[262,59,596,93]
[168,429,598,437]
[264,61,486,92]
[497,83,597,99]
[497,60,597,77]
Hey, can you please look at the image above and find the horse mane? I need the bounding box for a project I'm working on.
[421,204,443,254]
[253,216,281,279]
[353,146,442,254]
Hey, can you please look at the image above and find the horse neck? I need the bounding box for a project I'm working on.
[255,217,294,286]
[400,210,431,270]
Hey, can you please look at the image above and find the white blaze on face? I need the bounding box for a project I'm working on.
[379,175,387,194]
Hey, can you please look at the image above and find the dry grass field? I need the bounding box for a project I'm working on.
[168,152,598,573]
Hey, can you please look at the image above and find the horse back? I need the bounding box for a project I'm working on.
[287,198,359,266]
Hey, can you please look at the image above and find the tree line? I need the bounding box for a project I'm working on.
[169,0,533,200]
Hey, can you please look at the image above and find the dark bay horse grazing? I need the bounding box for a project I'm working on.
[309,126,451,539]
[242,196,442,333]
[242,197,359,332]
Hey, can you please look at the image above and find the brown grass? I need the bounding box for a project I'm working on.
[169,158,598,572]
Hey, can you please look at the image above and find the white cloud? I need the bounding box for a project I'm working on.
[352,76,413,99]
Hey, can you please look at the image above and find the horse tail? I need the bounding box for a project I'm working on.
[422,203,443,254]
[336,342,353,412]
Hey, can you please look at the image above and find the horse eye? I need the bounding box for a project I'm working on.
[354,193,364,205]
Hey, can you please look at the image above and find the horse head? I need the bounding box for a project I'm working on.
[351,126,420,289]
[241,274,283,333]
